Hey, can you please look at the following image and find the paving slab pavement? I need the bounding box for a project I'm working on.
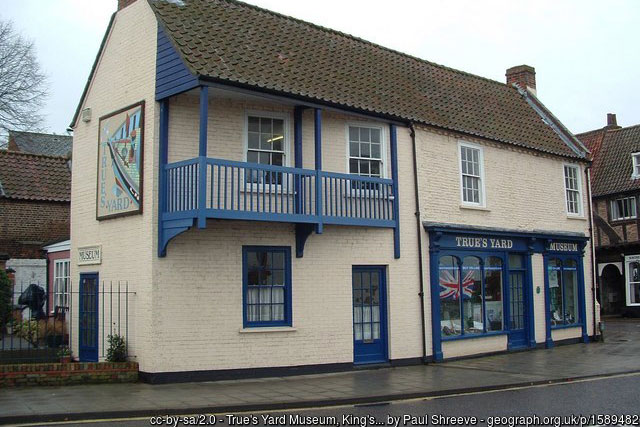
[1,320,639,424]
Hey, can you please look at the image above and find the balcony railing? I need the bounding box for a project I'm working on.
[162,157,396,228]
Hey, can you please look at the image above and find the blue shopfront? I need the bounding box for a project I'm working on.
[426,223,589,362]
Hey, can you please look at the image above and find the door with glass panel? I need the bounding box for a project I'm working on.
[507,254,528,349]
[352,266,387,364]
[79,273,99,362]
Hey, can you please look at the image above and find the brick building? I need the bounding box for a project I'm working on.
[69,0,595,382]
[577,114,640,317]
[0,150,71,276]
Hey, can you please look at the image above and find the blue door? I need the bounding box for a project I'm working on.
[508,270,528,349]
[79,273,99,362]
[353,266,388,364]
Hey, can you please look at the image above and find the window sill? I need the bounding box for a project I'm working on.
[566,215,586,221]
[459,204,490,212]
[551,324,582,330]
[239,326,297,334]
[442,331,507,342]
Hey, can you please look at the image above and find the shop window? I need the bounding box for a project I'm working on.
[439,254,503,338]
[626,258,640,305]
[243,246,292,327]
[548,258,579,326]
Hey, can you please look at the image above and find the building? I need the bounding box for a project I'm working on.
[43,240,71,316]
[7,131,73,157]
[0,150,71,285]
[577,114,640,317]
[69,0,595,382]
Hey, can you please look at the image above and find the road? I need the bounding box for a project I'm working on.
[20,373,640,427]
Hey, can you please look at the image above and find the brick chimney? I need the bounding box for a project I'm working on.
[606,113,621,129]
[118,0,138,10]
[506,65,536,95]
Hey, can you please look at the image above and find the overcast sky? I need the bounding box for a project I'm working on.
[2,0,639,136]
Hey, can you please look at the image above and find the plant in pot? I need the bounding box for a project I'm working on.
[0,270,12,334]
[57,345,72,363]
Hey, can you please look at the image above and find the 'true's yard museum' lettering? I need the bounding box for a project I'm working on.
[455,236,513,249]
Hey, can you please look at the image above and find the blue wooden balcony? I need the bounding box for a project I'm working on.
[157,86,401,258]
[159,156,397,256]
[164,157,396,226]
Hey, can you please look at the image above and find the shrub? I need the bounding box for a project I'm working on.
[106,334,127,362]
[14,320,39,346]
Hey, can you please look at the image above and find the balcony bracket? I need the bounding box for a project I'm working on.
[159,218,194,257]
[295,223,315,258]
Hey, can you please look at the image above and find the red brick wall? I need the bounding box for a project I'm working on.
[0,199,70,259]
[0,362,138,387]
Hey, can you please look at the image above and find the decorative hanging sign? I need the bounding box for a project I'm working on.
[97,101,144,219]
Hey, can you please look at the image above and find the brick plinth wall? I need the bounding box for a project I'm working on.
[0,362,138,387]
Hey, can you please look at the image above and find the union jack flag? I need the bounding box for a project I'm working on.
[439,269,476,300]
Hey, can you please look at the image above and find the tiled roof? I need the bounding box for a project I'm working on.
[575,128,607,184]
[0,150,71,202]
[148,0,585,159]
[579,125,640,197]
[8,131,73,157]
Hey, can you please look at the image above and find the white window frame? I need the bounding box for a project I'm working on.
[458,141,486,208]
[611,196,637,221]
[345,122,387,179]
[52,259,70,312]
[563,163,583,217]
[632,153,640,179]
[624,255,640,306]
[243,110,291,192]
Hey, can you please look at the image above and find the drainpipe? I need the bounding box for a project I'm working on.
[410,122,428,363]
[585,165,599,340]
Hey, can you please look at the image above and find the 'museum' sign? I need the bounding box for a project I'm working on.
[97,101,144,219]
[78,245,102,265]
[547,242,579,252]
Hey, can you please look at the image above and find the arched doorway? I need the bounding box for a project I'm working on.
[600,264,624,316]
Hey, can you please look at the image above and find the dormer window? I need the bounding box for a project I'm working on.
[632,153,640,179]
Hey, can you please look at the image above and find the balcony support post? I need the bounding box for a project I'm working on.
[293,106,309,257]
[198,86,208,229]
[390,123,401,259]
[314,108,323,235]
[158,99,170,257]
[294,106,304,214]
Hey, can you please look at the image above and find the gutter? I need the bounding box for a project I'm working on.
[409,122,428,363]
[585,165,599,339]
[514,85,590,158]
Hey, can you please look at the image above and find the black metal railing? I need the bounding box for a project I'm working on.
[0,281,134,364]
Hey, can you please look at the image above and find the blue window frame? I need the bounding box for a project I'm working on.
[547,256,580,327]
[438,252,505,340]
[242,246,292,327]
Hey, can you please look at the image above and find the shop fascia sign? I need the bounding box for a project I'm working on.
[455,236,514,249]
[547,241,579,252]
